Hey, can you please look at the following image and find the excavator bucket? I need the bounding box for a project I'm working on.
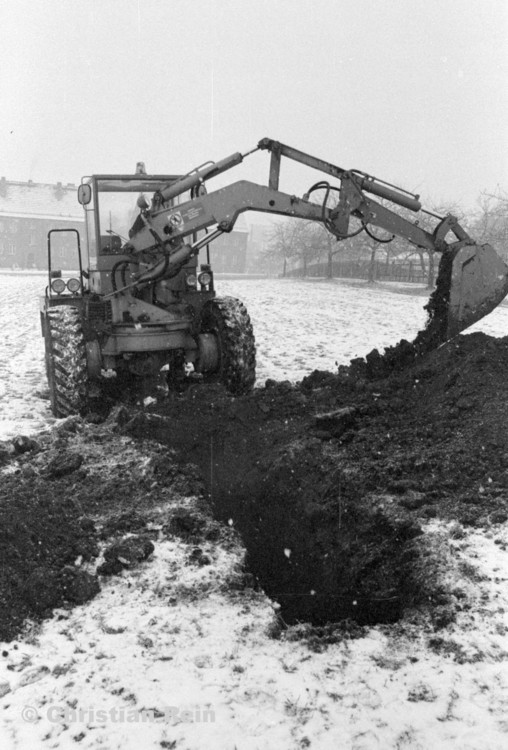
[446,243,508,338]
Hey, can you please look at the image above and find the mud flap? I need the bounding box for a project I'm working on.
[447,243,508,337]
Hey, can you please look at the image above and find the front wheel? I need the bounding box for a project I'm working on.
[44,306,90,417]
[198,296,256,395]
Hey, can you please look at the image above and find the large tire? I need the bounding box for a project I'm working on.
[44,306,89,417]
[199,296,256,394]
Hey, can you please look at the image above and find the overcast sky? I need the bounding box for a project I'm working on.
[2,0,507,213]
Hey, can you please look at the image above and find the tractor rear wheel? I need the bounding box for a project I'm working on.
[198,296,256,394]
[44,306,90,417]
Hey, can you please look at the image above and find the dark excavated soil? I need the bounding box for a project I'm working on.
[0,428,212,641]
[3,328,508,636]
[123,330,508,624]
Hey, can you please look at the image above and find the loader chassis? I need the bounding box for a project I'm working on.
[41,173,256,416]
[41,138,508,417]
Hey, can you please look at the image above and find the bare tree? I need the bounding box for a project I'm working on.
[366,242,378,284]
[472,190,508,258]
[261,220,299,276]
[264,219,323,277]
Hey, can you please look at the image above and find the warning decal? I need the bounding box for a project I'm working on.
[181,203,205,222]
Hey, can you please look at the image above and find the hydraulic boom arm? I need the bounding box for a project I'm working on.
[124,138,508,342]
[127,138,459,253]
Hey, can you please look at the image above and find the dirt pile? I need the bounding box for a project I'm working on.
[0,444,98,639]
[342,249,463,381]
[3,329,508,636]
[123,330,508,624]
[0,419,237,641]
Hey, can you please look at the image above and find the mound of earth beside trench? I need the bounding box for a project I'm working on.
[3,330,508,636]
[0,421,237,641]
[124,330,508,625]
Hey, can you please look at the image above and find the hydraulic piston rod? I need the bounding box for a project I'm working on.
[158,153,244,203]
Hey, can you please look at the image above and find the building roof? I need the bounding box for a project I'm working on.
[0,179,82,221]
[0,178,253,230]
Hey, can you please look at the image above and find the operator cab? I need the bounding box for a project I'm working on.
[77,170,187,295]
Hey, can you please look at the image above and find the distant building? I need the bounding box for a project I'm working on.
[0,178,254,274]
[209,213,249,273]
[246,220,273,273]
[0,178,84,269]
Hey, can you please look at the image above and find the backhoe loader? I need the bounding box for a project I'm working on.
[40,138,508,417]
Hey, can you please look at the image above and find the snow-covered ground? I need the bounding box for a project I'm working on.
[1,487,508,750]
[2,274,508,441]
[0,276,48,440]
[2,273,508,750]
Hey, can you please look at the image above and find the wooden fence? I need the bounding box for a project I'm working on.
[286,259,429,284]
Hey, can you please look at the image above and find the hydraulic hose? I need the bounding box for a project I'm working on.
[111,259,140,293]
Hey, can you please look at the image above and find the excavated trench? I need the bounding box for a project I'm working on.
[126,317,508,626]
[127,256,467,625]
[3,326,508,636]
[125,391,413,624]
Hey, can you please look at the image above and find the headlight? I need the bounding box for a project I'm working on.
[67,277,81,293]
[186,274,197,287]
[198,271,212,286]
[51,278,66,294]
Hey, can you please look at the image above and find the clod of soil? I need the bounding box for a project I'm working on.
[60,566,100,604]
[98,536,155,576]
[44,449,84,478]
